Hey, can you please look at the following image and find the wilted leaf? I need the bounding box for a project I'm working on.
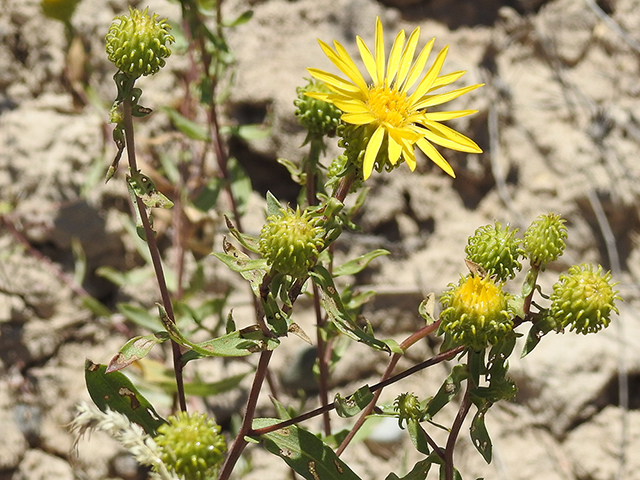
[107,332,170,373]
[334,385,374,418]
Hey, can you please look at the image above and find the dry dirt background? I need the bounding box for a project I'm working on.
[2,0,640,479]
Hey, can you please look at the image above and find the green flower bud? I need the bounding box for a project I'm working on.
[548,263,620,334]
[259,207,325,279]
[393,392,422,428]
[295,79,342,139]
[439,275,514,351]
[41,0,80,23]
[155,412,226,480]
[106,7,174,79]
[523,213,567,268]
[465,222,523,281]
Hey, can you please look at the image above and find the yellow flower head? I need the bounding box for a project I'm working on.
[307,17,483,180]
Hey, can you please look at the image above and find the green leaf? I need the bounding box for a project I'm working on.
[192,177,224,212]
[106,332,170,373]
[265,191,282,218]
[180,326,280,363]
[469,403,492,463]
[521,315,554,358]
[161,106,209,141]
[84,360,166,435]
[97,266,152,287]
[277,158,305,185]
[251,419,363,480]
[81,296,112,318]
[181,372,248,396]
[221,123,271,141]
[117,303,164,331]
[386,459,432,480]
[127,171,174,209]
[334,385,374,418]
[224,215,260,253]
[228,157,252,216]
[407,419,430,455]
[310,266,390,353]
[224,9,253,27]
[424,364,469,419]
[212,239,267,297]
[333,249,389,276]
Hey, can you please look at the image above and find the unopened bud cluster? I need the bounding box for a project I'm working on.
[548,263,619,334]
[439,275,513,351]
[155,412,226,480]
[106,7,174,78]
[524,213,567,268]
[465,222,523,281]
[259,207,325,279]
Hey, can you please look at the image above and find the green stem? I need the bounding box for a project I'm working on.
[122,94,187,412]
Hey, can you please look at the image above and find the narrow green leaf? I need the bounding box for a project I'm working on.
[84,360,166,435]
[310,266,390,353]
[333,249,390,276]
[228,157,252,216]
[81,296,112,318]
[334,385,374,418]
[407,419,430,455]
[224,215,261,253]
[469,404,492,463]
[181,372,248,396]
[251,419,363,480]
[161,106,209,141]
[424,364,469,419]
[117,303,163,331]
[180,327,280,363]
[265,191,282,217]
[127,171,174,209]
[224,9,253,27]
[192,178,224,212]
[386,458,432,480]
[212,240,267,296]
[106,332,170,373]
[97,266,151,287]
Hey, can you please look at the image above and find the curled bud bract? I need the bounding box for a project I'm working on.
[155,412,227,480]
[440,275,514,351]
[549,263,620,334]
[259,207,325,279]
[106,7,174,78]
[465,222,523,281]
[523,213,567,268]
[394,392,422,428]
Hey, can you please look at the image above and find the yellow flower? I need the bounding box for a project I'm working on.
[307,17,483,180]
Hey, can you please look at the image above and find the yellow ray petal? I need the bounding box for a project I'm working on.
[396,27,420,88]
[386,29,406,88]
[429,70,465,90]
[341,112,378,125]
[387,130,403,165]
[402,137,417,170]
[414,83,483,109]
[356,35,378,85]
[307,68,362,93]
[423,110,477,121]
[417,138,456,177]
[363,125,385,179]
[422,121,483,153]
[374,17,385,89]
[318,39,369,92]
[402,37,434,92]
[409,46,449,105]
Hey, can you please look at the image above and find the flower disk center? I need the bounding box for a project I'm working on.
[367,86,411,127]
[455,276,504,314]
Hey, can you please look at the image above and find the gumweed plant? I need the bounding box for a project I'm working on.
[71,7,621,480]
